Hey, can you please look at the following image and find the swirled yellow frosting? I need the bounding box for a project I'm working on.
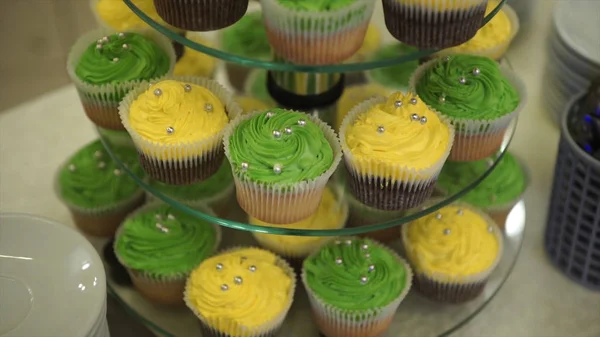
[174,36,217,78]
[396,0,486,11]
[251,187,345,256]
[336,83,390,131]
[236,96,271,115]
[186,248,293,334]
[344,92,451,178]
[404,205,499,278]
[129,80,228,150]
[95,0,164,30]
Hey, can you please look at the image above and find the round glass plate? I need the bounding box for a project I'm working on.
[103,200,526,337]
[123,0,508,73]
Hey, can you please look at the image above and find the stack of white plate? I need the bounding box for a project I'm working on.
[546,1,600,124]
[0,214,109,337]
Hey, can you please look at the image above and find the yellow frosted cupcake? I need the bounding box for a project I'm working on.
[250,186,348,259]
[173,35,217,78]
[92,0,183,33]
[184,247,296,337]
[436,3,519,60]
[119,77,242,185]
[335,83,390,132]
[340,92,454,211]
[402,202,503,303]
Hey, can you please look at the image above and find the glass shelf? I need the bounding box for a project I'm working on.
[103,200,526,337]
[122,0,508,73]
[99,116,517,237]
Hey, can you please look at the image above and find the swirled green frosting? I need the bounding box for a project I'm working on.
[75,32,170,85]
[58,140,143,209]
[304,238,407,310]
[149,161,233,200]
[369,44,419,90]
[278,0,358,11]
[437,152,526,208]
[228,109,334,185]
[221,12,271,59]
[415,54,520,120]
[115,204,217,276]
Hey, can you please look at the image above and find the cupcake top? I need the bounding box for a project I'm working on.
[303,238,409,310]
[227,109,334,185]
[115,204,218,277]
[236,96,272,114]
[277,0,359,11]
[221,12,271,59]
[344,92,451,170]
[186,248,294,331]
[75,32,170,85]
[174,36,216,77]
[336,83,389,131]
[149,161,233,201]
[58,140,143,209]
[128,80,229,145]
[369,43,419,90]
[414,54,520,121]
[403,205,500,277]
[437,152,526,208]
[95,0,164,31]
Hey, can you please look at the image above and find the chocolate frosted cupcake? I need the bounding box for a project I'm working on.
[224,108,342,224]
[154,0,249,31]
[382,0,489,49]
[411,54,526,161]
[115,203,221,305]
[67,29,175,130]
[402,203,503,303]
[55,140,145,237]
[340,92,454,211]
[119,77,241,185]
[302,237,413,337]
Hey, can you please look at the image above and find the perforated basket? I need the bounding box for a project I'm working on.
[544,93,600,291]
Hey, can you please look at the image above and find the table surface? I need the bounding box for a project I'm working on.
[1,1,599,336]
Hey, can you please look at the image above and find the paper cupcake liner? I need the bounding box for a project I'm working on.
[435,4,520,61]
[119,75,242,185]
[346,192,405,243]
[302,238,413,337]
[154,0,249,32]
[409,59,527,162]
[260,0,375,65]
[382,0,488,50]
[66,28,176,130]
[223,110,342,224]
[184,246,296,337]
[339,96,455,211]
[401,201,503,303]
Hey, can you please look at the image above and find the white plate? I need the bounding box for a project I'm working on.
[547,42,591,88]
[0,213,106,337]
[553,0,600,67]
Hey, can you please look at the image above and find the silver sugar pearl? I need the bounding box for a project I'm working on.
[361,244,369,250]
[166,126,174,134]
[204,103,213,112]
[102,36,109,43]
[154,88,162,96]
[439,96,446,103]
[68,164,76,172]
[377,125,385,133]
[411,113,419,121]
[459,77,467,84]
[97,161,106,169]
[113,169,122,176]
[420,116,428,124]
[335,240,341,245]
[216,263,223,271]
[249,265,257,272]
[94,150,103,159]
[266,111,275,118]
[97,39,103,44]
[118,32,125,39]
[112,57,119,63]
[394,100,403,108]
[234,276,243,285]
[488,226,494,233]
[284,127,292,135]
[435,213,442,220]
[335,257,343,265]
[472,68,481,76]
[487,158,495,167]
[365,253,371,259]
[444,56,451,62]
[457,209,464,215]
[410,98,418,105]
[96,44,102,50]
[241,162,249,171]
[273,130,282,138]
[443,228,451,235]
[368,264,376,272]
[167,214,176,220]
[273,164,282,175]
[360,276,368,284]
[345,239,352,245]
[122,43,129,49]
[298,119,306,126]
[155,214,163,220]
[156,223,169,233]
[220,284,229,291]
[184,84,192,92]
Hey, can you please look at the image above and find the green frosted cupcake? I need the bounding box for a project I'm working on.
[114,203,221,305]
[302,237,412,337]
[366,43,419,91]
[223,108,342,224]
[437,152,528,227]
[55,139,145,237]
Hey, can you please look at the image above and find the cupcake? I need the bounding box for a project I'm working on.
[365,43,420,92]
[340,92,454,211]
[147,161,236,218]
[93,0,171,31]
[346,193,406,243]
[260,0,376,65]
[236,95,272,115]
[335,83,390,132]
[302,237,413,337]
[345,24,383,86]
[402,203,503,303]
[67,29,175,130]
[436,152,528,227]
[119,77,242,185]
[250,186,348,259]
[55,139,145,237]
[154,0,249,31]
[185,247,296,337]
[221,11,272,91]
[114,203,221,305]
[224,109,342,224]
[382,0,489,49]
[436,2,520,60]
[411,54,526,161]
[173,34,217,78]
[243,69,276,106]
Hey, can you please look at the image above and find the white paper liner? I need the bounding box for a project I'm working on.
[260,0,375,65]
[409,58,527,161]
[184,246,297,337]
[114,201,222,284]
[118,75,242,183]
[223,109,343,224]
[401,200,504,285]
[301,238,413,337]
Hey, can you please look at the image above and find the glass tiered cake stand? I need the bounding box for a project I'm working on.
[98,1,526,336]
